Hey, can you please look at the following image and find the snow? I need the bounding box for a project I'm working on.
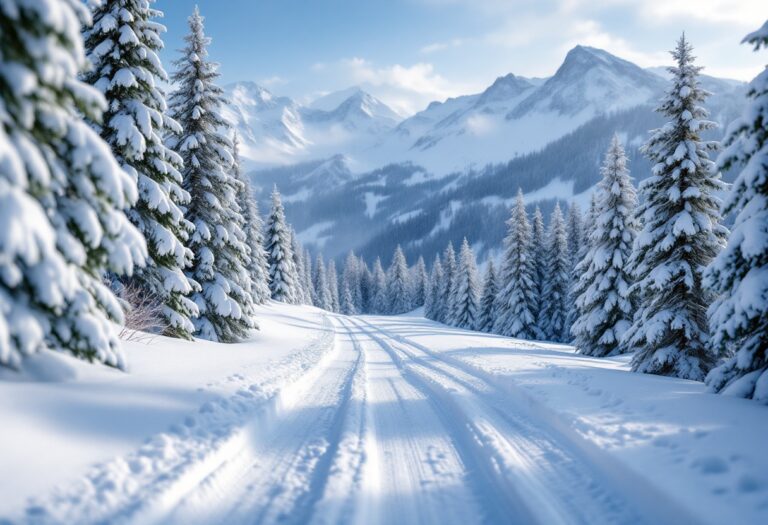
[297,221,335,248]
[0,302,329,520]
[391,209,424,224]
[3,306,766,524]
[363,192,387,218]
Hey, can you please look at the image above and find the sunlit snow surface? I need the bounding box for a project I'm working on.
[1,304,766,524]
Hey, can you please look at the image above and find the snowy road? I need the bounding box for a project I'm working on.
[20,312,723,525]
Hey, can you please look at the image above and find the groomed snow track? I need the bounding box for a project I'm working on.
[18,313,704,525]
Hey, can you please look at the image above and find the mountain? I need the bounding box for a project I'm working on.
[243,45,747,265]
[358,46,673,174]
[222,83,401,168]
[221,81,307,166]
[309,86,403,121]
[508,46,666,118]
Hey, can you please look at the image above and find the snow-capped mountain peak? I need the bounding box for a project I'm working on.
[475,73,534,107]
[508,45,666,119]
[306,87,401,124]
[224,83,401,168]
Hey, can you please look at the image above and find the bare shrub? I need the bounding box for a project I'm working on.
[114,281,167,344]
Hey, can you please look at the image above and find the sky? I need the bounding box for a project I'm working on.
[157,0,767,116]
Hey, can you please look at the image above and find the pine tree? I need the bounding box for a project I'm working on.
[424,256,444,321]
[705,22,768,402]
[530,206,547,333]
[233,134,270,305]
[303,249,316,306]
[452,239,481,330]
[624,35,728,380]
[359,256,373,313]
[84,0,197,339]
[327,260,340,313]
[411,256,429,308]
[170,7,255,342]
[572,135,639,357]
[387,246,412,314]
[340,282,357,315]
[290,229,308,305]
[371,258,388,314]
[477,261,499,333]
[564,203,584,339]
[264,188,300,304]
[439,242,458,324]
[566,204,584,271]
[541,204,570,342]
[494,190,539,339]
[313,255,332,311]
[579,193,599,258]
[0,0,146,369]
[342,251,362,312]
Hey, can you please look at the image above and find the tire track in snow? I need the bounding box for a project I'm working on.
[304,316,369,525]
[156,314,364,525]
[356,315,700,525]
[344,316,535,525]
[340,317,490,525]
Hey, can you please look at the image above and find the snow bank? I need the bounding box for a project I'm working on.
[0,303,331,519]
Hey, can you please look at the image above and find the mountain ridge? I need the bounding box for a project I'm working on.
[238,45,746,263]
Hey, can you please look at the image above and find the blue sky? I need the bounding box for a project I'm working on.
[157,0,766,115]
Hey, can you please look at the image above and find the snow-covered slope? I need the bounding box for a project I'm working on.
[3,307,766,524]
[509,46,665,118]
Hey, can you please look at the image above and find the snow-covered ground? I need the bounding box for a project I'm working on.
[1,304,766,524]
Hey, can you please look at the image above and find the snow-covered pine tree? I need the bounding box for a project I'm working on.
[411,256,429,308]
[0,0,146,369]
[452,239,481,330]
[705,22,768,402]
[566,204,584,271]
[342,251,362,312]
[476,261,499,333]
[84,0,197,340]
[624,35,728,380]
[170,7,255,342]
[327,260,340,313]
[572,135,639,357]
[232,134,270,305]
[290,229,308,305]
[579,193,599,261]
[424,256,444,321]
[313,255,332,311]
[359,256,373,313]
[439,242,458,324]
[387,246,412,314]
[563,203,585,338]
[264,188,300,304]
[340,282,357,316]
[530,206,547,333]
[303,248,316,306]
[371,257,389,314]
[541,204,570,342]
[494,190,539,339]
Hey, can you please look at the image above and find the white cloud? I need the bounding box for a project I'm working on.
[420,38,466,54]
[613,0,765,27]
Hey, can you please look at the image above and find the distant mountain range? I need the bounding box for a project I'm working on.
[225,45,746,265]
